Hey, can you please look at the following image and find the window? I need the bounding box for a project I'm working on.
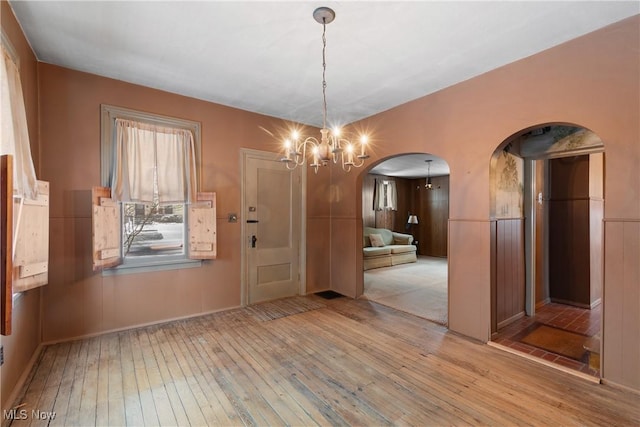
[373,179,397,211]
[1,32,49,305]
[122,201,185,259]
[95,105,215,273]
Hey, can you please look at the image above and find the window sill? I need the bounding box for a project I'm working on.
[102,257,202,276]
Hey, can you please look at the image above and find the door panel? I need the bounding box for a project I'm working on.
[246,155,301,304]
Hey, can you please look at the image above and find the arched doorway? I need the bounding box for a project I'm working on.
[489,124,604,378]
[359,153,451,326]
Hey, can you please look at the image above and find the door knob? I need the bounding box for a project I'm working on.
[251,235,257,248]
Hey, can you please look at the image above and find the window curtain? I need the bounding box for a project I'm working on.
[373,179,397,211]
[111,118,197,203]
[0,43,38,199]
[386,180,397,210]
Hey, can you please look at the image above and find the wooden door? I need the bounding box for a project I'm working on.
[245,153,301,304]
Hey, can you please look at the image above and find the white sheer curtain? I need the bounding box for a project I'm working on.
[0,43,38,199]
[387,180,397,210]
[111,118,197,203]
[373,179,397,211]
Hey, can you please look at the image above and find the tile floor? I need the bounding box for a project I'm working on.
[492,302,601,377]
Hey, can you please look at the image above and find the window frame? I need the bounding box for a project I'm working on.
[100,104,202,190]
[100,105,203,273]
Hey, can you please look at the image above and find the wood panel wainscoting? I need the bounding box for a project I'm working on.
[6,296,638,426]
[410,175,449,258]
[490,218,526,333]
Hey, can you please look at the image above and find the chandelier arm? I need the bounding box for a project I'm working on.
[341,159,352,173]
[294,139,307,166]
[351,157,366,168]
[332,136,342,153]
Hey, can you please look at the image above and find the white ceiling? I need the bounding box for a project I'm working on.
[370,153,450,178]
[8,1,638,177]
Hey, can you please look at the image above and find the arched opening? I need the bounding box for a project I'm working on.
[359,153,450,326]
[489,124,604,378]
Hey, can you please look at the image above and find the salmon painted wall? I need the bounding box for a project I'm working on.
[330,16,639,390]
[3,1,638,399]
[37,63,330,342]
[1,0,42,412]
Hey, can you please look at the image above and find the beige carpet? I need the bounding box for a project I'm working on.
[521,324,589,361]
[362,256,448,325]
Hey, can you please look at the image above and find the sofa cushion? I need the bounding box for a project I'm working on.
[389,245,416,254]
[392,233,413,245]
[363,227,394,246]
[363,246,392,256]
[369,233,385,247]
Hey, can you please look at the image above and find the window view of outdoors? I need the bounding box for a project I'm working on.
[122,203,185,258]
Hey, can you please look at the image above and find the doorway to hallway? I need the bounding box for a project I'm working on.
[490,125,604,378]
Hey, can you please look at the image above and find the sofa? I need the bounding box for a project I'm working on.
[363,226,417,270]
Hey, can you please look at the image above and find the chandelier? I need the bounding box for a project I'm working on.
[425,159,433,190]
[280,7,369,173]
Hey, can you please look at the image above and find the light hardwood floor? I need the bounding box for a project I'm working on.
[6,296,639,426]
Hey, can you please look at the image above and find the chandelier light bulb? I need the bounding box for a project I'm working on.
[345,143,355,165]
[358,135,370,159]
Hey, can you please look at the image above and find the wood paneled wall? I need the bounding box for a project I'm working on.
[548,155,599,308]
[409,176,449,257]
[491,219,525,331]
[362,174,411,233]
[362,174,376,228]
[361,174,448,255]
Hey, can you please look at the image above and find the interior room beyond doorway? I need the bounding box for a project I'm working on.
[361,153,450,325]
[363,256,448,325]
[490,125,604,379]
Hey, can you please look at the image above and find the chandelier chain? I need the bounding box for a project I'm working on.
[321,18,328,130]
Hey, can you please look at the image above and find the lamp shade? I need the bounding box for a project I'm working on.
[407,215,418,224]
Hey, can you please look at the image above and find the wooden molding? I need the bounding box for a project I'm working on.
[1,155,13,335]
